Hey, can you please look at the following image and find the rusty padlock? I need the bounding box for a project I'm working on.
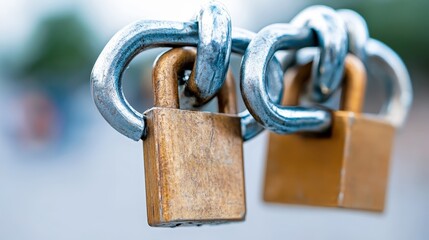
[264,55,396,211]
[143,48,245,227]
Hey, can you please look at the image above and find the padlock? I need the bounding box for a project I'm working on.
[264,55,396,211]
[143,48,245,227]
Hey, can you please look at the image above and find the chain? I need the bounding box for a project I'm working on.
[91,1,412,141]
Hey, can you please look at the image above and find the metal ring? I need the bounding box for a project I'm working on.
[339,10,412,128]
[186,1,232,106]
[92,20,201,141]
[241,24,332,134]
[232,28,284,141]
[291,5,348,102]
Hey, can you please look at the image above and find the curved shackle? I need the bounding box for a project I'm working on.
[338,10,413,128]
[282,55,367,114]
[291,5,349,102]
[152,48,237,113]
[91,21,284,141]
[364,39,413,128]
[91,2,232,141]
[241,24,334,134]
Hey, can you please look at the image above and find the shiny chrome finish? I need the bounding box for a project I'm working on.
[292,5,348,101]
[241,24,332,134]
[187,1,232,105]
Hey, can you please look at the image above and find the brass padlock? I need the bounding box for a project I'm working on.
[143,48,245,227]
[264,55,396,211]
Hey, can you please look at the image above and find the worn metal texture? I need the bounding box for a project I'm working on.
[264,55,395,211]
[291,5,349,101]
[143,48,245,227]
[240,24,332,135]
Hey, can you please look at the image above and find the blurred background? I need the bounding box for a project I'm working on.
[0,0,427,239]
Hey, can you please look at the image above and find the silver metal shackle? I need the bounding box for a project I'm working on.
[91,2,233,141]
[91,20,199,141]
[339,9,412,128]
[241,24,332,135]
[291,5,349,102]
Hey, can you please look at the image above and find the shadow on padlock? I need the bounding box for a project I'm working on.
[264,55,395,212]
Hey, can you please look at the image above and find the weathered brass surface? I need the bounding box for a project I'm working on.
[143,48,245,227]
[264,55,395,211]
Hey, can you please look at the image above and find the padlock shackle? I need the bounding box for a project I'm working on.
[282,55,367,113]
[152,48,192,109]
[341,56,367,113]
[218,70,238,114]
[152,48,237,114]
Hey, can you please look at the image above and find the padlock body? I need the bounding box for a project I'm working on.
[143,107,246,227]
[264,112,395,211]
